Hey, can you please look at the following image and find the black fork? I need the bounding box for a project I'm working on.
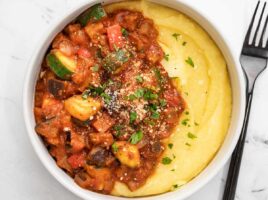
[223,1,268,200]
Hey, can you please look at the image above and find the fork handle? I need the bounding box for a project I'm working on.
[222,92,253,200]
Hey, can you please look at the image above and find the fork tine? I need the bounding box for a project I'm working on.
[244,1,260,45]
[252,2,266,45]
[260,14,268,47]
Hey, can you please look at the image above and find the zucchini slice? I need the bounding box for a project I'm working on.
[77,3,107,26]
[64,95,101,121]
[112,141,141,168]
[46,50,76,80]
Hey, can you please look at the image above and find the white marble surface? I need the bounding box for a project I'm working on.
[1,0,268,199]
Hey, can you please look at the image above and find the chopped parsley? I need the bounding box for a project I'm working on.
[153,68,164,87]
[148,103,160,119]
[128,88,158,101]
[134,88,145,98]
[113,124,124,136]
[129,111,137,124]
[162,157,172,165]
[168,143,173,149]
[91,64,99,72]
[144,119,155,126]
[187,132,197,139]
[149,103,157,111]
[101,92,111,104]
[151,111,160,119]
[172,33,180,40]
[171,169,175,172]
[181,118,190,126]
[116,49,129,62]
[173,184,179,189]
[81,90,90,100]
[128,94,137,101]
[194,121,199,126]
[184,92,189,96]
[164,53,169,61]
[185,57,195,67]
[121,28,128,37]
[185,142,191,147]
[143,89,158,100]
[89,86,104,96]
[182,41,187,46]
[185,111,189,115]
[129,130,143,144]
[112,143,118,153]
[159,99,167,107]
[136,75,143,83]
[103,49,129,72]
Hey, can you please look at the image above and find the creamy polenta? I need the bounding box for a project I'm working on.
[104,1,232,197]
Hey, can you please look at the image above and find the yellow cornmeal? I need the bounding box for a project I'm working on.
[105,0,232,197]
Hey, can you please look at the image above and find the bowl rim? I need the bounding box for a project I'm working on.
[23,0,246,199]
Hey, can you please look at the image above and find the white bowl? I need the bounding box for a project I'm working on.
[23,0,246,199]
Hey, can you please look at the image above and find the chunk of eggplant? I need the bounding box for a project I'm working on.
[48,79,65,99]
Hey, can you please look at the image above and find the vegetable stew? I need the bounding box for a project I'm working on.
[34,3,185,194]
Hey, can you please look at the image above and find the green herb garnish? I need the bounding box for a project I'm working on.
[101,92,112,104]
[168,143,173,149]
[134,88,145,98]
[82,90,90,100]
[181,118,190,126]
[154,68,163,85]
[113,124,124,136]
[136,75,143,83]
[187,132,197,139]
[182,41,187,46]
[121,28,128,37]
[151,111,160,119]
[194,121,199,126]
[185,57,195,67]
[89,86,104,96]
[159,99,167,107]
[129,130,143,144]
[128,94,137,101]
[185,111,189,115]
[164,53,169,61]
[91,64,99,72]
[173,184,179,189]
[143,89,158,100]
[162,157,172,165]
[129,111,137,124]
[185,142,191,147]
[116,49,129,62]
[144,119,155,126]
[112,142,118,152]
[172,33,180,40]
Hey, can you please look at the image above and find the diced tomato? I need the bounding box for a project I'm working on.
[67,152,85,169]
[71,131,86,153]
[89,132,114,147]
[107,24,124,51]
[164,107,180,124]
[77,47,91,58]
[42,93,63,118]
[92,113,115,132]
